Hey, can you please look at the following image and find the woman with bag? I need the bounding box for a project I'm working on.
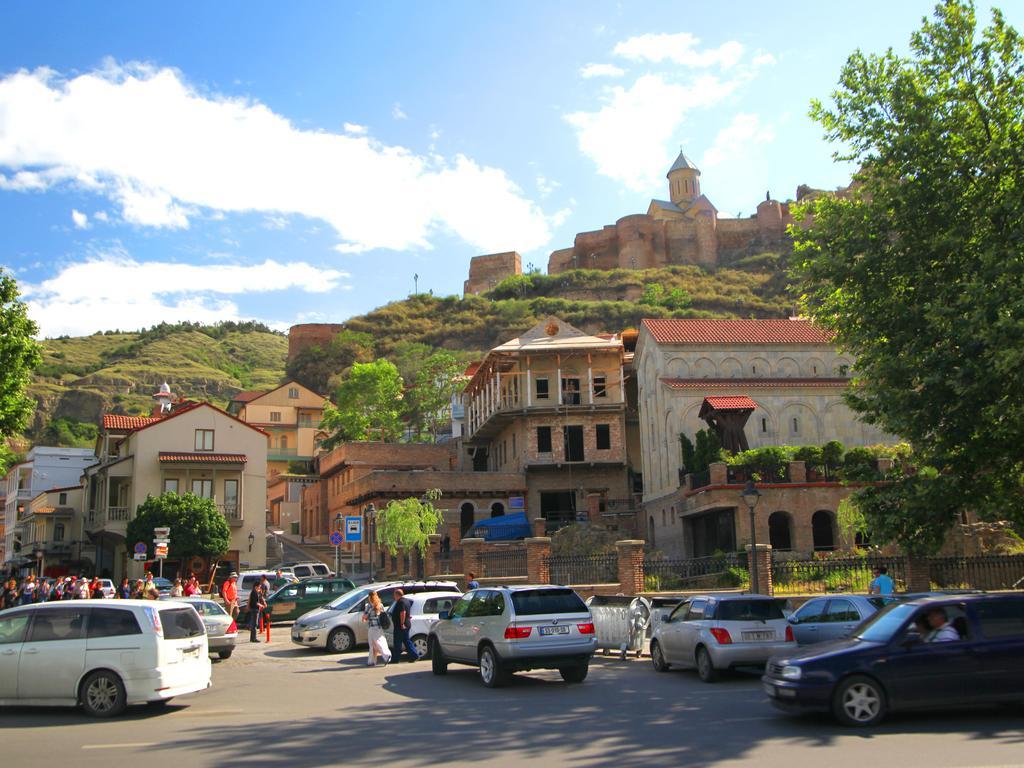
[361,590,392,667]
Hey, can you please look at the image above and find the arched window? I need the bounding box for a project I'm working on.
[662,509,666,526]
[460,503,475,536]
[490,502,505,518]
[768,512,792,551]
[812,511,836,551]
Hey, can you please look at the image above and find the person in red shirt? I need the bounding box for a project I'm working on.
[221,573,239,618]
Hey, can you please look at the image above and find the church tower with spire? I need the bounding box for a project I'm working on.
[667,150,701,206]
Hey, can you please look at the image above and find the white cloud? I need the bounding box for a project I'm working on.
[0,64,552,253]
[24,251,349,337]
[752,52,777,68]
[535,174,560,198]
[579,63,625,79]
[701,113,775,169]
[391,102,407,120]
[70,209,89,229]
[343,122,367,134]
[93,210,109,222]
[565,74,738,190]
[613,33,744,69]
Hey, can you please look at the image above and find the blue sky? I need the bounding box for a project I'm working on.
[0,1,1016,337]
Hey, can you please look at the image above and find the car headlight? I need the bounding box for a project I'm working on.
[306,622,328,631]
[781,665,802,680]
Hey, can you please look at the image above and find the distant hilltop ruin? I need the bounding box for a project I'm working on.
[464,149,820,296]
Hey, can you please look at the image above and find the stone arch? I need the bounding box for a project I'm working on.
[719,357,743,378]
[667,357,690,378]
[693,357,717,378]
[806,357,827,377]
[490,502,505,518]
[776,357,800,377]
[781,402,820,443]
[749,357,771,377]
[460,502,476,535]
[768,511,793,551]
[812,510,836,551]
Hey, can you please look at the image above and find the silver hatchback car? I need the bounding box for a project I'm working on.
[429,586,597,688]
[650,594,795,682]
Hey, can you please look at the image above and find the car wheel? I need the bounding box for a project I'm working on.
[327,627,355,654]
[650,640,670,672]
[695,647,719,683]
[412,634,430,659]
[80,670,127,718]
[430,637,448,675]
[218,649,234,660]
[833,675,887,727]
[478,645,508,688]
[559,663,589,683]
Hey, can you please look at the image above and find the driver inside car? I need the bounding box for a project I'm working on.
[924,607,960,643]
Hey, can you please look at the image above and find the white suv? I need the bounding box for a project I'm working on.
[279,562,333,580]
[291,581,460,653]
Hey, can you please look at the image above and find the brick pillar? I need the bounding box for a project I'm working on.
[709,462,727,485]
[526,537,551,584]
[532,517,547,538]
[586,493,601,525]
[616,539,645,595]
[905,557,931,592]
[448,522,461,550]
[461,538,484,583]
[424,534,441,578]
[788,460,807,483]
[745,544,773,595]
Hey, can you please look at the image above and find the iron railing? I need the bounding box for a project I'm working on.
[436,550,464,575]
[689,470,711,490]
[643,553,748,591]
[927,555,1024,591]
[771,554,907,596]
[479,547,528,578]
[547,552,619,585]
[219,503,242,523]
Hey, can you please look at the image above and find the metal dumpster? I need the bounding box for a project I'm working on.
[585,595,653,659]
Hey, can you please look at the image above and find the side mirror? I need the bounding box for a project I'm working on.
[439,610,450,620]
[788,616,799,625]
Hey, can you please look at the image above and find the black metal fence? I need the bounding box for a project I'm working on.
[547,552,619,585]
[479,547,528,578]
[928,555,1024,591]
[689,470,711,490]
[436,550,464,575]
[643,553,748,591]
[771,554,907,596]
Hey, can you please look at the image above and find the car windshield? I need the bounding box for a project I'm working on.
[853,602,916,642]
[327,587,370,611]
[715,600,785,621]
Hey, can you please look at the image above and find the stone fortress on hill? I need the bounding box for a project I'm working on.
[463,149,804,296]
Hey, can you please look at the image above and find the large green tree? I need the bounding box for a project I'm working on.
[790,1,1024,553]
[0,269,41,439]
[320,359,405,447]
[126,493,231,562]
[375,489,444,555]
[406,351,464,443]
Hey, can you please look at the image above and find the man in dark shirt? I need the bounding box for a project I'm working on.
[390,589,419,662]
[248,583,267,642]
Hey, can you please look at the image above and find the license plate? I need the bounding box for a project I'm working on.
[539,625,570,635]
[763,682,777,698]
[182,647,200,659]
[742,631,775,642]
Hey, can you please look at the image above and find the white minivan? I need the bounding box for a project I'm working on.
[0,599,212,717]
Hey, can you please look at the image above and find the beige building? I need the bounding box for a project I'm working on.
[17,486,88,577]
[84,401,268,580]
[635,318,892,556]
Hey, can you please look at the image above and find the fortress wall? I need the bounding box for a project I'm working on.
[464,251,522,295]
[288,323,346,361]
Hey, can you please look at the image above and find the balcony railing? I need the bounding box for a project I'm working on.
[269,447,299,459]
[297,418,322,429]
[107,506,131,522]
[219,503,242,525]
[16,489,31,500]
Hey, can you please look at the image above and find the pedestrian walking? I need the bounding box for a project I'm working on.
[19,575,36,605]
[466,572,480,590]
[361,590,392,666]
[221,573,239,618]
[248,581,267,642]
[390,588,419,662]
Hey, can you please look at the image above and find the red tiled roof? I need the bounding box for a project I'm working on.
[702,395,759,411]
[159,452,248,464]
[230,390,266,403]
[642,318,833,345]
[102,414,162,431]
[662,377,850,389]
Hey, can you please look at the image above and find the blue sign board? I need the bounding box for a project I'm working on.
[344,516,363,543]
[509,496,525,510]
[133,541,148,554]
[328,531,344,547]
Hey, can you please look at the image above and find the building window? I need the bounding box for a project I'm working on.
[54,523,65,542]
[163,479,179,495]
[288,387,299,399]
[536,426,552,453]
[195,429,214,451]
[791,417,799,435]
[561,377,581,405]
[280,435,288,450]
[535,378,549,400]
[752,365,757,375]
[593,375,607,398]
[270,411,282,422]
[662,509,666,526]
[761,418,768,433]
[223,479,238,515]
[58,492,67,505]
[511,433,516,459]
[596,424,611,450]
[191,479,213,499]
[563,425,584,461]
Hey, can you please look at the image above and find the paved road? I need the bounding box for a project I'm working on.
[1,631,1022,768]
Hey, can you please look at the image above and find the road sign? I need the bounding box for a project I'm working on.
[328,531,343,547]
[153,538,170,545]
[154,527,171,538]
[133,553,148,561]
[155,542,168,559]
[344,516,362,543]
[509,496,525,510]
[133,541,148,555]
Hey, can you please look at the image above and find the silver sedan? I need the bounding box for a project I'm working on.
[178,597,238,659]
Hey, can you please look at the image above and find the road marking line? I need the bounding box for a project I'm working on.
[82,743,157,750]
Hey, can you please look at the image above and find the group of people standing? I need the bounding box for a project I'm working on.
[169,574,203,597]
[0,574,101,606]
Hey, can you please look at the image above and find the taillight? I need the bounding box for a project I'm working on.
[577,622,595,635]
[709,627,732,644]
[785,625,794,642]
[227,620,237,634]
[503,625,532,639]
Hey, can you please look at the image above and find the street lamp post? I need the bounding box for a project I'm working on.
[365,503,376,582]
[247,531,255,552]
[334,512,343,576]
[741,480,762,595]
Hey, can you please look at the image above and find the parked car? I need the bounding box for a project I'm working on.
[291,581,461,653]
[762,593,1024,726]
[402,591,461,658]
[152,577,174,597]
[0,599,211,717]
[178,596,238,659]
[650,594,796,682]
[278,562,334,580]
[238,577,356,624]
[429,586,596,687]
[236,570,298,597]
[788,595,888,644]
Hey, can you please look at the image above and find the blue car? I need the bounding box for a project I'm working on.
[788,595,888,645]
[762,593,1024,726]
